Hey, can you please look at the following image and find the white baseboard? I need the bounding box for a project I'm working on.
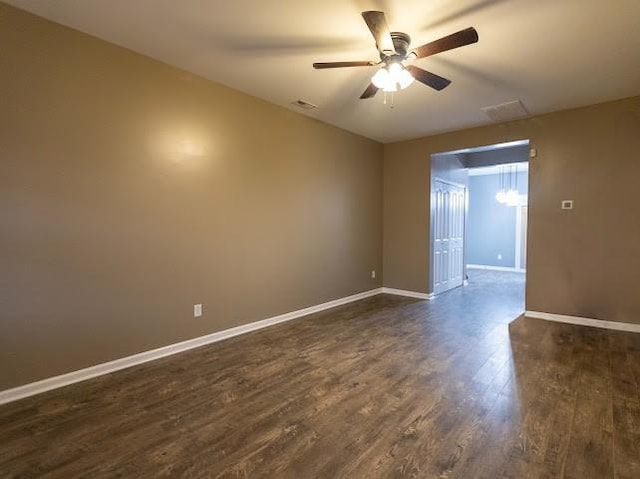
[381,287,433,300]
[525,310,640,333]
[0,287,383,406]
[467,264,525,273]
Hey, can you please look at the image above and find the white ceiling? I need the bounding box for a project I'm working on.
[8,0,640,143]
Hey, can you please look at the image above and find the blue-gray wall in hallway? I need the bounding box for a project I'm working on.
[467,171,528,268]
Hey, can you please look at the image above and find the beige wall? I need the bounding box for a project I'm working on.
[384,96,640,324]
[0,4,383,389]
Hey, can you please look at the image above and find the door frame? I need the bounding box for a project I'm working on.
[429,139,530,296]
[515,205,528,271]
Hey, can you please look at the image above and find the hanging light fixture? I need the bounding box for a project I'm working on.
[504,165,518,205]
[495,164,520,206]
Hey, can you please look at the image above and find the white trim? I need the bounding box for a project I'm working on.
[515,206,522,270]
[525,311,640,333]
[0,288,383,406]
[433,139,530,157]
[467,264,525,273]
[433,177,466,189]
[381,287,433,300]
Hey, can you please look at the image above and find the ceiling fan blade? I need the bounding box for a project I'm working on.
[411,27,478,59]
[361,11,396,55]
[360,83,379,99]
[406,65,451,91]
[313,61,375,69]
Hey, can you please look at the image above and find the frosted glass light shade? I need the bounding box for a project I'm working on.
[371,64,414,92]
[371,68,389,89]
[505,189,519,206]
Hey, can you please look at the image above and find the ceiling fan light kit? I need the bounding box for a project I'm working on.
[372,63,414,92]
[313,11,478,102]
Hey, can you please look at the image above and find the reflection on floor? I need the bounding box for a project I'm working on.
[1,271,638,477]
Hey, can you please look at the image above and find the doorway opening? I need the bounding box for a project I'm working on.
[429,140,529,298]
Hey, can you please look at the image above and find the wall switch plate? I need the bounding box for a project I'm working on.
[529,148,537,158]
[194,304,203,318]
[562,200,573,210]
[371,270,376,279]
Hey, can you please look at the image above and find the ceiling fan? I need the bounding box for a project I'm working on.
[313,11,478,99]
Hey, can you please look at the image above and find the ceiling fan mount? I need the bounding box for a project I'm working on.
[313,11,479,100]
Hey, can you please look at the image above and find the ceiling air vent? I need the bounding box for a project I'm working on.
[292,99,318,110]
[481,100,529,122]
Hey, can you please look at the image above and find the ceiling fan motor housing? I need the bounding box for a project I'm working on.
[390,32,411,57]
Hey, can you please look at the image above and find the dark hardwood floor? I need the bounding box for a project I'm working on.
[1,270,639,478]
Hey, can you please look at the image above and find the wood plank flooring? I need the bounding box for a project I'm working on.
[1,270,639,478]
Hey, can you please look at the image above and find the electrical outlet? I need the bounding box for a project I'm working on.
[371,270,376,279]
[562,200,573,210]
[193,304,202,318]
